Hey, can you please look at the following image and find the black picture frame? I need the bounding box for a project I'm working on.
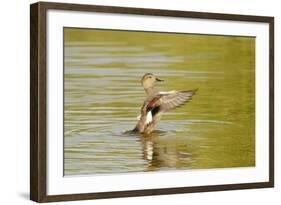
[30,1,274,202]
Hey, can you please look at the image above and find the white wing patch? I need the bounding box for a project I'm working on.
[146,111,153,125]
[158,90,177,95]
[136,112,152,124]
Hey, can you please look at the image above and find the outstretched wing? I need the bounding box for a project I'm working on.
[158,89,197,112]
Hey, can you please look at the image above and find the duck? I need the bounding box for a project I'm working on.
[132,73,197,134]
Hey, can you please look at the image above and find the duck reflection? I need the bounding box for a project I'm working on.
[140,131,196,171]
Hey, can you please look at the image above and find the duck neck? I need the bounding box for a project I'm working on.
[144,87,157,96]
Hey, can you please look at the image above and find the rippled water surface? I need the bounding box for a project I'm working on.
[64,28,255,176]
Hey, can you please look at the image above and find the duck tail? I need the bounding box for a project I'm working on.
[131,126,139,133]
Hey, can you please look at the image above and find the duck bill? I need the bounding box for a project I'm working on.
[156,77,164,82]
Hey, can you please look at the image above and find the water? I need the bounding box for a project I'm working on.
[64,28,255,176]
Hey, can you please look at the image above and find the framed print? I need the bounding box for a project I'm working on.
[30,1,274,202]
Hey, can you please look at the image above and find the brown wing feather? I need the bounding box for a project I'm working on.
[159,89,197,112]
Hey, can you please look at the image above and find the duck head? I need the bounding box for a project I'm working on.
[141,73,163,90]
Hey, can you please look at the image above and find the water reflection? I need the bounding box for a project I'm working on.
[120,130,197,172]
[139,131,197,171]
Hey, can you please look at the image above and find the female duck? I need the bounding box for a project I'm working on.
[133,73,197,134]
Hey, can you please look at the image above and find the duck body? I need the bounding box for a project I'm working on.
[133,73,197,134]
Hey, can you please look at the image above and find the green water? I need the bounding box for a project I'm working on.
[64,28,255,176]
